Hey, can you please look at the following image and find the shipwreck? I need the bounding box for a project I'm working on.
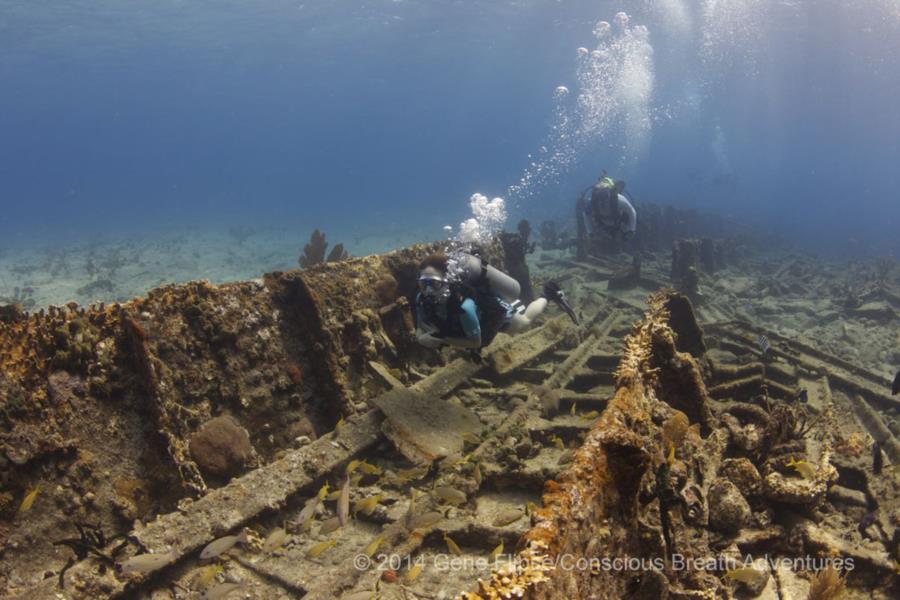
[1,234,899,600]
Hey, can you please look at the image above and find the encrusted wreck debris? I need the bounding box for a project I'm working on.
[1,244,450,591]
[468,291,898,600]
[1,239,899,600]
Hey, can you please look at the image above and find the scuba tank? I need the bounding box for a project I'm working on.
[449,252,521,302]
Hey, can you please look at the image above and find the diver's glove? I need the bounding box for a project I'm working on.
[543,280,580,326]
[417,332,444,349]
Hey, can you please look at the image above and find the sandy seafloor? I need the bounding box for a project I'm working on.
[0,224,436,309]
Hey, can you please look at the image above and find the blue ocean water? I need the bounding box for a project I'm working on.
[1,1,898,261]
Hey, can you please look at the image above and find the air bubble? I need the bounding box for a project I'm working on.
[593,20,611,39]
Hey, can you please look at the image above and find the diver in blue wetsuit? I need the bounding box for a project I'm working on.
[415,252,578,351]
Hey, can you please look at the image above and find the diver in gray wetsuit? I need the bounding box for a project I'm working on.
[415,251,578,352]
[576,173,638,259]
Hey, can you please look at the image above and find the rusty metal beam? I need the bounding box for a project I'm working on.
[708,321,899,411]
[489,315,578,377]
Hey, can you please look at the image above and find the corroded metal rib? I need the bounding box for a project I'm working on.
[464,291,719,599]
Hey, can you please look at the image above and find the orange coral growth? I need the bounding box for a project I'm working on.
[123,314,147,342]
[286,363,304,386]
[381,569,398,583]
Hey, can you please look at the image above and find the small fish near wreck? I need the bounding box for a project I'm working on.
[338,475,351,526]
[262,527,287,553]
[353,494,382,516]
[117,551,176,575]
[319,516,342,535]
[195,564,224,589]
[489,541,504,561]
[444,534,462,556]
[307,539,337,559]
[405,562,423,583]
[318,482,330,501]
[364,533,385,558]
[200,531,248,560]
[756,334,770,356]
[433,485,467,506]
[785,458,816,480]
[407,511,443,530]
[17,485,42,514]
[356,460,383,476]
[725,566,768,589]
[492,508,525,527]
[295,496,320,530]
[200,580,247,600]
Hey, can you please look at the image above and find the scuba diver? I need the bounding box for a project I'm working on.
[576,172,637,259]
[415,251,578,352]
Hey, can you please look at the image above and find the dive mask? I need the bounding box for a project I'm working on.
[418,273,450,302]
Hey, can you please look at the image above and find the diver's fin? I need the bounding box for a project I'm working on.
[543,281,579,326]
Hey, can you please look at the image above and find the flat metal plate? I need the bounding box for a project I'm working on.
[372,387,482,464]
